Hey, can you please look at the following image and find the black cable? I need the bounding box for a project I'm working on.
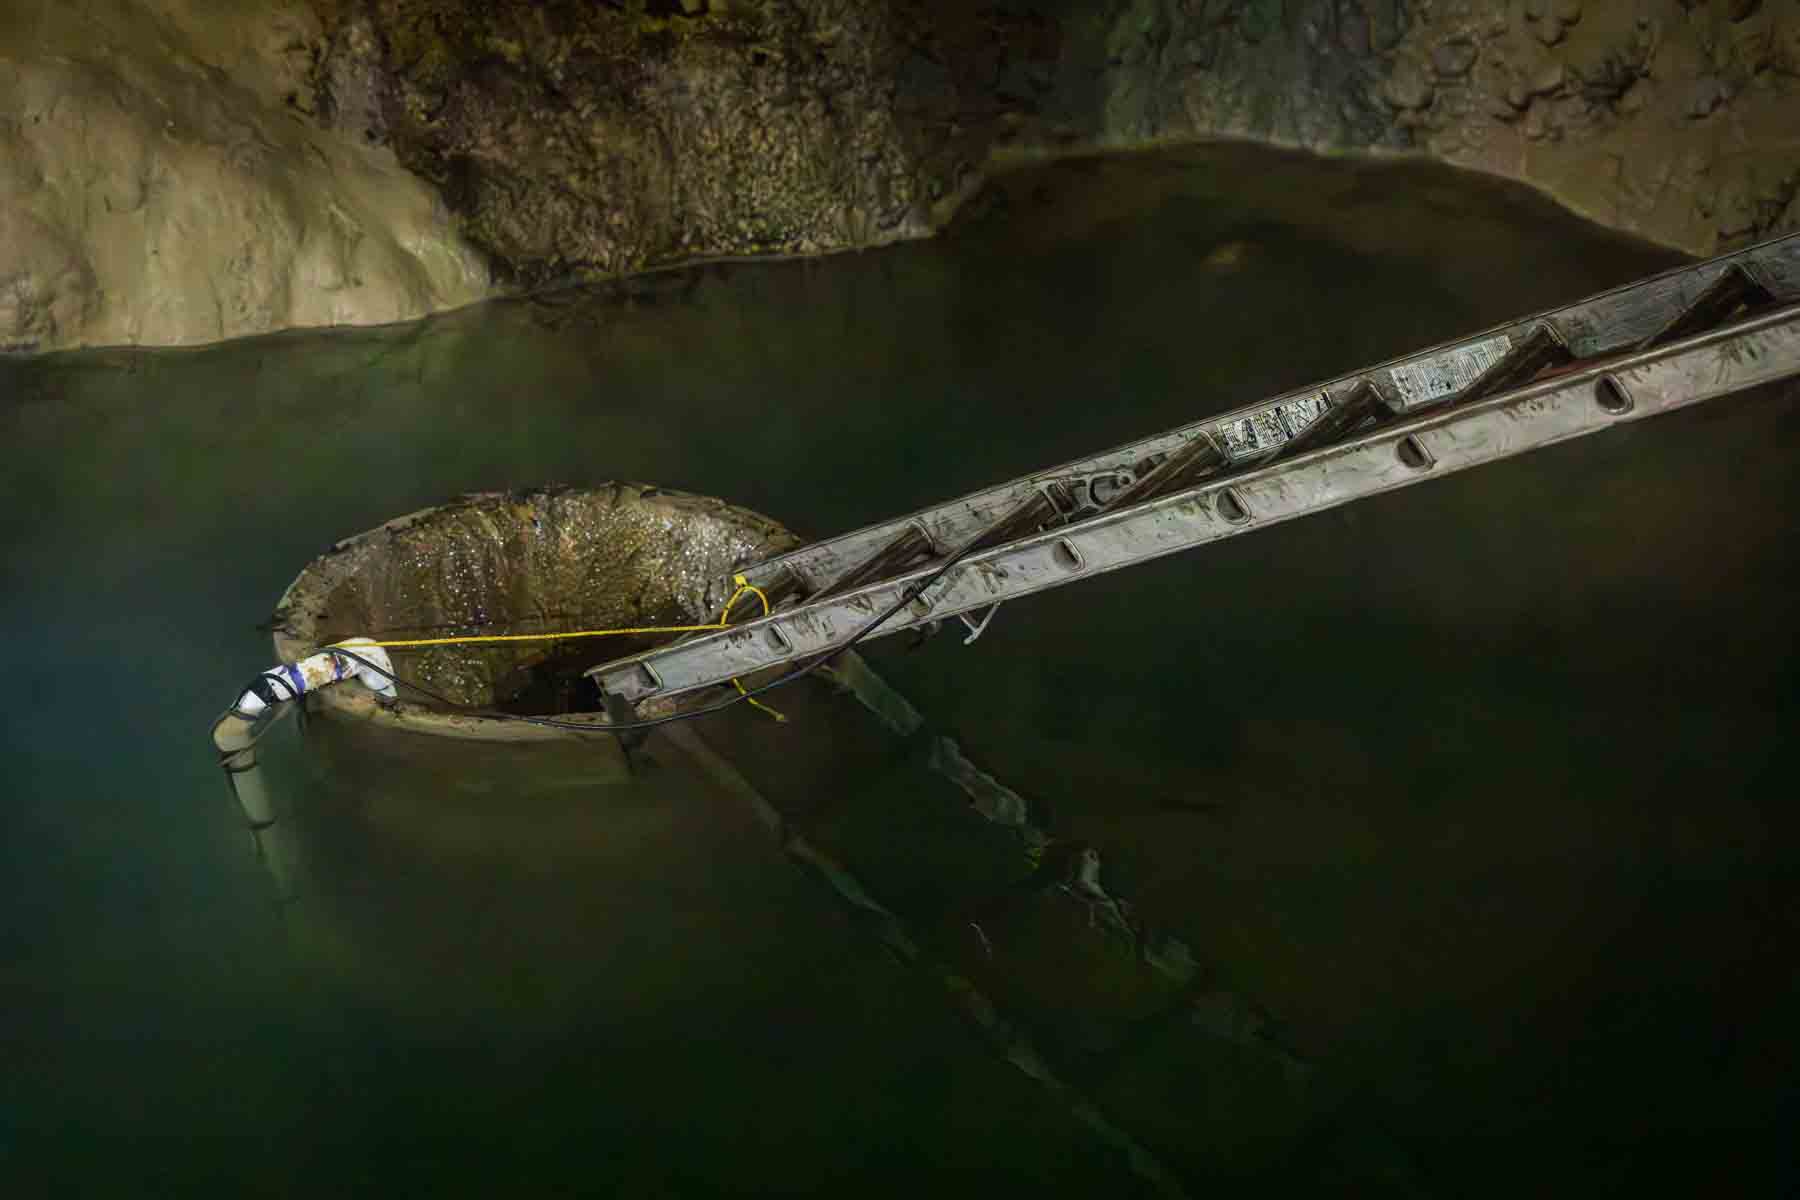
[209,672,292,761]
[319,524,992,737]
[209,706,287,778]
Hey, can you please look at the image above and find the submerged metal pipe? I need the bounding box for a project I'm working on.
[212,639,397,896]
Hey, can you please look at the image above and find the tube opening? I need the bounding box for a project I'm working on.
[273,485,798,723]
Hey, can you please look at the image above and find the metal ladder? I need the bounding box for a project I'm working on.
[591,233,1800,709]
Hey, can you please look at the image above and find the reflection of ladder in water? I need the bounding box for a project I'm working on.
[592,234,1800,711]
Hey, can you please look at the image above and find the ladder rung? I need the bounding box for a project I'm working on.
[1460,323,1572,402]
[1266,380,1385,462]
[1105,435,1227,510]
[965,491,1058,554]
[815,524,934,599]
[1637,264,1774,351]
[724,565,809,622]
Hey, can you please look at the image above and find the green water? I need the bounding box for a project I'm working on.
[3,144,1795,1195]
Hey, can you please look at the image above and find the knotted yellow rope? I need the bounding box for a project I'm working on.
[331,574,787,722]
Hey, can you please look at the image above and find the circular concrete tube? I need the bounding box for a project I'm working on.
[271,483,800,743]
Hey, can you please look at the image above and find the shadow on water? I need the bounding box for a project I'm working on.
[2,142,1795,1195]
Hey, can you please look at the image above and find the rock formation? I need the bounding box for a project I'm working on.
[312,0,956,287]
[1081,0,1800,259]
[0,0,489,354]
[4,0,1796,353]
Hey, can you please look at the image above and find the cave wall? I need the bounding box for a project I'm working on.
[1084,0,1800,263]
[313,0,961,287]
[0,0,490,354]
[4,0,1796,353]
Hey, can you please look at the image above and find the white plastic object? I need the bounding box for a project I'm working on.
[231,639,397,718]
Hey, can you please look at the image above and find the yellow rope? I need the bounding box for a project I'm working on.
[730,674,787,723]
[336,620,728,649]
[329,575,786,722]
[718,578,787,722]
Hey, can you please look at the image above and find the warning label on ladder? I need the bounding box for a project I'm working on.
[1388,334,1513,407]
[1216,391,1332,459]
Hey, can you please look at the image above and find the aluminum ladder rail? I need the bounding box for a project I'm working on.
[592,233,1800,708]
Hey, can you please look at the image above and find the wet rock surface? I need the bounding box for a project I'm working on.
[6,1,1796,350]
[309,0,958,286]
[1071,0,1800,256]
[324,0,1796,277]
[0,0,490,354]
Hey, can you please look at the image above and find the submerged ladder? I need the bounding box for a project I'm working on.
[590,233,1800,709]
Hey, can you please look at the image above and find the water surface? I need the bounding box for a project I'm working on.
[3,143,1795,1195]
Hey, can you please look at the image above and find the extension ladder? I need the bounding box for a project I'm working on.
[590,233,1800,709]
